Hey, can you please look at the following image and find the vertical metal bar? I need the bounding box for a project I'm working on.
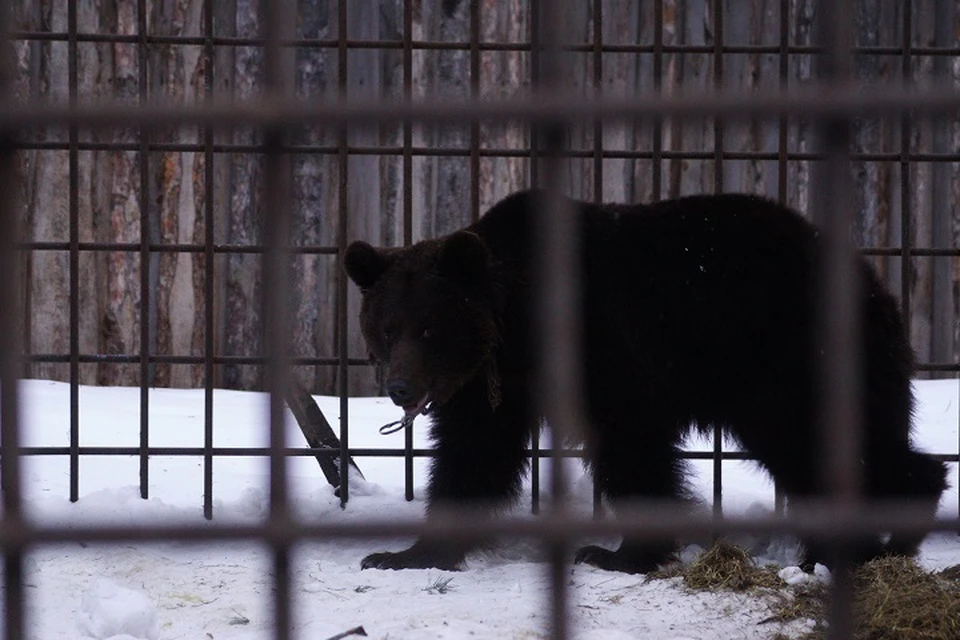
[469,0,481,223]
[529,0,540,189]
[777,0,789,205]
[591,0,603,517]
[0,8,26,629]
[817,0,859,507]
[816,3,858,639]
[900,3,913,344]
[68,0,80,504]
[535,3,583,639]
[774,0,790,517]
[927,0,957,526]
[402,0,415,503]
[531,431,541,514]
[528,0,545,518]
[337,0,351,509]
[711,0,725,520]
[262,0,292,550]
[262,1,293,638]
[592,0,603,204]
[529,0,542,514]
[137,0,151,501]
[712,2,724,191]
[202,0,216,520]
[652,0,663,200]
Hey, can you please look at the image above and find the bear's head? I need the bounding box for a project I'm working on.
[344,230,502,417]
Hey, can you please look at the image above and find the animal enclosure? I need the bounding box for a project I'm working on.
[3,1,960,639]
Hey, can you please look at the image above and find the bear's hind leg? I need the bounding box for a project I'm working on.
[731,410,887,568]
[798,449,946,569]
[870,449,947,557]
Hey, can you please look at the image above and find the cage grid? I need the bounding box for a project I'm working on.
[3,1,960,639]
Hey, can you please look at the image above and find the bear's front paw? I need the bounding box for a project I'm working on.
[574,544,669,574]
[361,545,465,571]
[360,551,411,570]
[574,545,619,570]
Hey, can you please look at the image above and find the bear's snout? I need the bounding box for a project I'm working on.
[386,379,416,406]
[386,379,430,416]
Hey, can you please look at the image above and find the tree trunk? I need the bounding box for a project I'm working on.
[222,0,264,391]
[151,0,206,388]
[12,0,959,393]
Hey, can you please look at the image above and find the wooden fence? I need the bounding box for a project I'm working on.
[11,0,960,395]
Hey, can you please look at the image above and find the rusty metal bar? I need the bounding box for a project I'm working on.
[0,504,952,547]
[816,2,858,639]
[0,8,26,633]
[534,2,585,638]
[262,1,293,638]
[817,0,860,509]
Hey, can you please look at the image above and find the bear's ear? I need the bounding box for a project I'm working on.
[438,230,489,290]
[344,241,390,292]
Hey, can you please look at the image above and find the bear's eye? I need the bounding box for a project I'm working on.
[382,328,393,343]
[420,328,431,340]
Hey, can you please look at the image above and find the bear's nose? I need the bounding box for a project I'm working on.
[386,380,417,407]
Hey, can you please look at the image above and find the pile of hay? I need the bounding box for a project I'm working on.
[650,539,783,591]
[650,541,960,640]
[843,556,960,640]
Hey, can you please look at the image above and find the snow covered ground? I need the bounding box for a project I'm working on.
[10,378,960,639]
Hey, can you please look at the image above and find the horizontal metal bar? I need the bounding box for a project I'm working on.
[19,446,440,457]
[5,84,960,129]
[18,139,960,165]
[20,351,960,371]
[860,248,960,257]
[10,31,960,57]
[17,242,338,255]
[22,354,373,366]
[1,504,957,547]
[13,445,960,463]
[17,242,960,259]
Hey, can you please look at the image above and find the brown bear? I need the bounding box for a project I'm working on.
[344,189,947,573]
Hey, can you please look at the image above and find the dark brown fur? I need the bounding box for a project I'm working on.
[345,190,948,573]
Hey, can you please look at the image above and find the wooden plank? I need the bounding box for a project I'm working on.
[284,386,364,495]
